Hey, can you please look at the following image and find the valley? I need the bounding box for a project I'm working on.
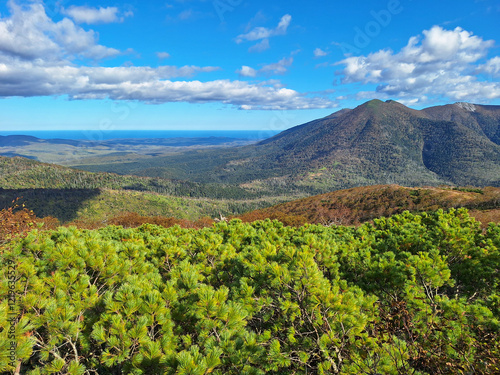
[0,134,259,166]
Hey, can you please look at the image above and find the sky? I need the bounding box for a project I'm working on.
[0,0,499,132]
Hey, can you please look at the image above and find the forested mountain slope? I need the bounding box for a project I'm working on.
[0,156,255,199]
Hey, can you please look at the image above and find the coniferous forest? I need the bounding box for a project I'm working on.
[1,209,499,374]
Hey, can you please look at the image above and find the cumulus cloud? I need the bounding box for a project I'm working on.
[336,25,500,103]
[0,1,120,61]
[0,59,333,109]
[62,6,132,24]
[237,58,293,78]
[236,14,292,44]
[314,48,328,58]
[478,56,500,78]
[0,3,334,110]
[157,52,171,59]
[237,66,257,77]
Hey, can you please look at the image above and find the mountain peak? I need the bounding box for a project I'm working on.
[360,99,406,110]
[355,98,414,117]
[365,99,384,107]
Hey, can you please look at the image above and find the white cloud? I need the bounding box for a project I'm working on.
[62,6,132,24]
[157,52,171,59]
[237,58,293,78]
[336,26,500,103]
[237,66,257,77]
[260,57,293,75]
[248,39,270,53]
[0,3,335,111]
[478,56,500,77]
[0,1,119,61]
[314,48,328,58]
[276,14,292,33]
[0,59,333,109]
[236,14,292,44]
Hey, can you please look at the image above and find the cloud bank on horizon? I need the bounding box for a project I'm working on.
[0,0,499,116]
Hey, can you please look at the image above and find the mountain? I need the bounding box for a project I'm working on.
[422,102,500,144]
[254,99,500,186]
[0,135,83,147]
[75,99,500,192]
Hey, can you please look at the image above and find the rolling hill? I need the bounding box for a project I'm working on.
[0,156,297,223]
[72,100,500,192]
[236,184,500,227]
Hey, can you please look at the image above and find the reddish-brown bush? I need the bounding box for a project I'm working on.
[0,199,59,244]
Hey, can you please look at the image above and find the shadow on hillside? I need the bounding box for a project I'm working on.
[0,188,101,223]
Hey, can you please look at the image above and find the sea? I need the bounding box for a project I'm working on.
[0,130,281,141]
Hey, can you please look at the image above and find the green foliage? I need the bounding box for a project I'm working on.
[0,156,258,200]
[453,187,484,194]
[0,209,499,374]
[0,187,292,224]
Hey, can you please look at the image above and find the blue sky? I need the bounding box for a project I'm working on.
[0,0,499,131]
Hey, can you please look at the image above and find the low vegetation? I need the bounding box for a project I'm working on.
[1,209,499,374]
[238,185,500,227]
[238,185,500,225]
[0,187,296,226]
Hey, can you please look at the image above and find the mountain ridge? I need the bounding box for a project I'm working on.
[236,99,500,189]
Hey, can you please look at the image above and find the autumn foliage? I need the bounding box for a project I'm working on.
[0,199,58,244]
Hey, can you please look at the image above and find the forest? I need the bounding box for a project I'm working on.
[1,208,498,374]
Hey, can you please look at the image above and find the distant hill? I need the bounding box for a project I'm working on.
[0,156,295,223]
[0,155,257,199]
[236,185,500,227]
[74,100,500,192]
[0,135,43,146]
[0,134,260,165]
